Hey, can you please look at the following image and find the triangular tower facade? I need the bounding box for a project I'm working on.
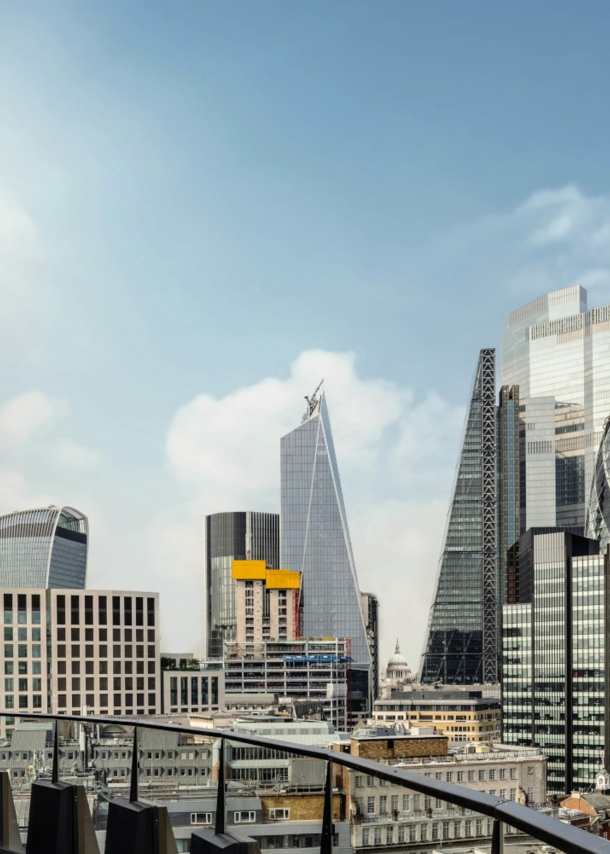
[280,391,371,672]
[421,349,497,684]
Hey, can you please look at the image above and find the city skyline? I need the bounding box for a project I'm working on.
[1,2,610,670]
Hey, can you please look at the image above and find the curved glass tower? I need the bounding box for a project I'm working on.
[585,416,610,554]
[280,391,370,671]
[0,506,88,588]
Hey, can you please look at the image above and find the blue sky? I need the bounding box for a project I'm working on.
[1,1,610,667]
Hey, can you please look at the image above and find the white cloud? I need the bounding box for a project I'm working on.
[0,391,62,443]
[164,350,464,668]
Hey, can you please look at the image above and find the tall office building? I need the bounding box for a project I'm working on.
[205,511,279,658]
[585,415,610,552]
[280,389,372,709]
[501,284,610,531]
[421,349,497,685]
[497,386,521,607]
[360,592,379,700]
[0,506,88,589]
[502,529,605,793]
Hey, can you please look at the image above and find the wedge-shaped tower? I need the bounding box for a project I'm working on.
[280,391,371,673]
[421,349,497,684]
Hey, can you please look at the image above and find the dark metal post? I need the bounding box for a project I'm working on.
[492,818,504,854]
[320,760,333,854]
[130,726,138,804]
[52,721,59,784]
[215,739,225,835]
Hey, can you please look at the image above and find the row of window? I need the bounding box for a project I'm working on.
[355,766,517,787]
[56,595,155,627]
[57,628,155,642]
[56,645,155,659]
[57,693,157,708]
[360,817,494,846]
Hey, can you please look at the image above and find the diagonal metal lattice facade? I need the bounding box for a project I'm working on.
[421,349,498,684]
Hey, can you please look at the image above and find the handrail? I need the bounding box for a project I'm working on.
[1,711,609,854]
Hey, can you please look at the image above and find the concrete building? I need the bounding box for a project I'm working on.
[372,689,501,743]
[224,638,349,729]
[0,588,161,739]
[332,724,546,854]
[160,654,225,715]
[231,560,301,644]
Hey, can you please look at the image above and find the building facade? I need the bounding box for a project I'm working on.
[280,389,372,711]
[231,560,300,644]
[496,385,521,607]
[586,414,610,553]
[205,511,279,659]
[502,529,605,792]
[161,655,225,715]
[421,349,497,685]
[372,690,501,743]
[224,638,349,729]
[501,285,610,532]
[0,506,88,589]
[0,588,161,739]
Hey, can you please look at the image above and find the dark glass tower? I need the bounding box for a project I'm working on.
[205,511,279,658]
[497,385,521,607]
[502,529,604,793]
[421,349,497,684]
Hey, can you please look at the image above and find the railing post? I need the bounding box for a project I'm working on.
[215,738,226,836]
[492,818,504,854]
[129,726,138,804]
[320,760,333,854]
[52,720,59,783]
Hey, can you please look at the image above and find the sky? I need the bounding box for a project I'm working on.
[1,1,610,671]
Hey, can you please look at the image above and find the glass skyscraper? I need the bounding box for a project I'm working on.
[502,529,604,793]
[501,284,610,531]
[585,415,610,552]
[421,349,497,684]
[0,506,88,589]
[280,391,371,679]
[205,511,279,658]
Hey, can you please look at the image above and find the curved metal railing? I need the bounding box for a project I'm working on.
[3,711,610,854]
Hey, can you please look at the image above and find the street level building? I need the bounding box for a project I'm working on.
[372,689,501,743]
[0,506,88,589]
[224,638,349,729]
[160,654,225,715]
[502,529,605,792]
[0,588,161,739]
[205,511,279,658]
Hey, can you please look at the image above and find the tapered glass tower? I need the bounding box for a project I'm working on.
[421,349,497,684]
[280,391,371,674]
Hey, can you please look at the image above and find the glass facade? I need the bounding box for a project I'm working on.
[280,393,370,672]
[421,350,497,684]
[0,506,88,589]
[501,285,610,531]
[585,417,610,553]
[502,530,603,793]
[205,512,279,658]
[497,386,521,607]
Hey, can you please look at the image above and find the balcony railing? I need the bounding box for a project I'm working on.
[0,710,608,854]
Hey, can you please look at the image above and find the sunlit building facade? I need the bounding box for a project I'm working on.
[502,529,605,793]
[585,415,610,552]
[421,349,497,684]
[205,511,279,658]
[0,506,88,589]
[501,284,610,531]
[280,390,372,712]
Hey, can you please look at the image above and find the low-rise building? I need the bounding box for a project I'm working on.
[160,654,225,715]
[373,689,501,743]
[224,639,349,729]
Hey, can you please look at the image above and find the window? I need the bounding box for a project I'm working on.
[409,825,416,842]
[446,771,453,782]
[234,812,255,824]
[269,809,290,820]
[386,826,393,844]
[510,768,517,780]
[402,794,409,812]
[355,775,363,788]
[391,795,398,812]
[362,829,369,846]
[478,769,485,781]
[457,771,464,782]
[489,769,495,780]
[366,775,375,786]
[374,828,382,845]
[510,788,516,800]
[465,820,472,837]
[499,768,506,780]
[379,796,387,814]
[467,770,475,781]
[367,797,375,814]
[190,813,212,826]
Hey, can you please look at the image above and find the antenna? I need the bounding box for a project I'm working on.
[302,379,324,422]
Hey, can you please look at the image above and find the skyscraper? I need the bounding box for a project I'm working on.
[421,349,497,684]
[0,506,88,589]
[205,511,279,658]
[280,389,372,703]
[502,529,604,792]
[585,414,610,553]
[496,385,521,607]
[501,284,610,531]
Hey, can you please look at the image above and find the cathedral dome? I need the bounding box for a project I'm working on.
[386,640,412,682]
